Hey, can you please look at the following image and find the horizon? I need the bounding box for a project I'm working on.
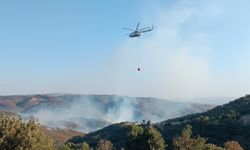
[0,92,239,105]
[1,0,250,103]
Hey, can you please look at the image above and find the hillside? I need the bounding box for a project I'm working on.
[0,94,213,132]
[159,95,250,149]
[68,95,250,149]
[41,126,84,144]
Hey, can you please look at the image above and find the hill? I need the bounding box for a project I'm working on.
[41,126,84,145]
[0,94,213,132]
[159,94,250,149]
[68,95,250,149]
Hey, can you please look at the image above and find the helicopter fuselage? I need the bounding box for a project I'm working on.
[129,31,141,38]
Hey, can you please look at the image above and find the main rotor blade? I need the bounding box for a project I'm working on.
[138,27,151,31]
[123,28,134,31]
[136,22,140,31]
[139,25,155,33]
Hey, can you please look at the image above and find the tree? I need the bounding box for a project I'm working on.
[0,115,54,150]
[126,124,166,150]
[145,126,166,150]
[224,141,243,150]
[96,139,113,150]
[173,125,206,150]
[204,144,224,150]
[56,144,73,150]
[126,124,143,149]
[81,142,90,150]
[173,125,243,150]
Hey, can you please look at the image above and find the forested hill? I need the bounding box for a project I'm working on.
[69,95,250,149]
[158,95,250,149]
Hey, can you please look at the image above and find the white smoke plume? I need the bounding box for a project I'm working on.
[98,0,250,101]
[22,95,212,132]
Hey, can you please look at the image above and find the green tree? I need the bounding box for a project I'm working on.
[96,139,113,150]
[81,142,90,150]
[173,125,206,150]
[173,125,243,150]
[204,144,224,150]
[126,124,166,150]
[0,115,54,150]
[55,144,73,150]
[224,141,243,150]
[128,124,144,138]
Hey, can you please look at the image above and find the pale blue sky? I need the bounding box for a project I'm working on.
[1,0,250,102]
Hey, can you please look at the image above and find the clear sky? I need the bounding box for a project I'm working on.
[1,0,250,102]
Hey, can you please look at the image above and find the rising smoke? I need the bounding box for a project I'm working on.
[23,95,212,132]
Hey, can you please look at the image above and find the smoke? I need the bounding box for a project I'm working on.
[28,96,140,132]
[105,97,138,122]
[23,95,212,132]
[100,1,215,99]
[100,0,250,101]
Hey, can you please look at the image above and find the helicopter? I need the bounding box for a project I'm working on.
[123,22,154,38]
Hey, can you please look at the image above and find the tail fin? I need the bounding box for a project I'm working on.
[136,22,140,31]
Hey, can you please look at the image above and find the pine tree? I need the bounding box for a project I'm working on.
[173,125,243,150]
[96,139,113,150]
[224,141,243,150]
[0,114,54,150]
[81,142,90,150]
[126,124,166,150]
[204,144,224,150]
[173,125,206,150]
